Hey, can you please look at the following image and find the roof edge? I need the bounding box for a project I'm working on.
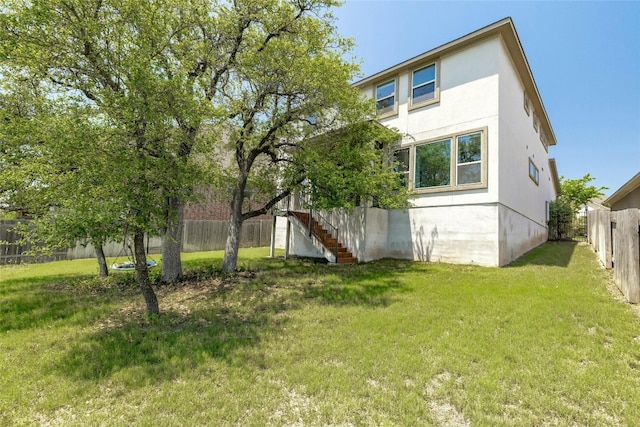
[549,158,561,197]
[604,172,640,206]
[352,17,557,148]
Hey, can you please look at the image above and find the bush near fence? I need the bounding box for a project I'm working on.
[587,208,640,303]
[1,219,272,264]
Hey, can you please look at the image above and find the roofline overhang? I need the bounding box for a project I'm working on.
[549,158,561,197]
[604,172,640,206]
[352,17,557,147]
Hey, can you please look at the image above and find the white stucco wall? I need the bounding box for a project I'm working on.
[496,37,555,262]
[363,37,502,209]
[498,204,549,265]
[277,204,499,266]
[276,32,557,267]
[386,204,499,266]
[328,207,389,262]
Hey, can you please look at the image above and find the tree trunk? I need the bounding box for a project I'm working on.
[161,196,184,283]
[95,245,109,278]
[133,230,160,315]
[222,184,245,272]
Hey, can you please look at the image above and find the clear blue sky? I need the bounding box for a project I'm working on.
[333,0,640,195]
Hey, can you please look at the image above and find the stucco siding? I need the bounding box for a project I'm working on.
[387,204,498,266]
[498,203,548,266]
[610,188,640,211]
[497,38,554,228]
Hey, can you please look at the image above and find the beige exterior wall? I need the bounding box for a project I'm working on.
[610,189,640,211]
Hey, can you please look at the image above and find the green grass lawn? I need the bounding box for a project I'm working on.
[1,243,639,426]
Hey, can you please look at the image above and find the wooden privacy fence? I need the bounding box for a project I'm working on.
[1,219,272,264]
[587,209,640,303]
[0,220,68,264]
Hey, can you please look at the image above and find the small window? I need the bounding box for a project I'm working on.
[376,79,396,115]
[523,92,530,115]
[415,139,451,188]
[533,113,539,133]
[393,148,410,187]
[411,63,436,106]
[529,158,539,185]
[456,132,482,185]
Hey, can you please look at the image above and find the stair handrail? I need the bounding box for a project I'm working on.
[310,207,339,258]
[289,193,339,258]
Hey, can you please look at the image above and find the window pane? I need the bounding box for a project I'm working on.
[394,148,410,187]
[415,139,451,188]
[413,82,435,104]
[458,163,481,185]
[376,80,395,100]
[413,64,435,86]
[393,148,410,172]
[376,97,395,114]
[457,133,481,164]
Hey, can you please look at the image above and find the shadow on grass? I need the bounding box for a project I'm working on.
[54,303,285,384]
[508,241,578,268]
[0,276,126,332]
[50,257,414,384]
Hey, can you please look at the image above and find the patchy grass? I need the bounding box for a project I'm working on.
[1,243,639,426]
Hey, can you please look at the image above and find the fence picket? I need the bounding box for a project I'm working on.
[1,219,273,264]
[588,209,640,304]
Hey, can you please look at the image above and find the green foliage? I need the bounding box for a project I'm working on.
[559,173,608,213]
[547,199,574,240]
[300,122,411,211]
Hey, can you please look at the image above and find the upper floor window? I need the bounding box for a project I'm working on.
[376,79,396,116]
[529,158,539,185]
[533,112,539,133]
[523,92,530,116]
[411,63,437,107]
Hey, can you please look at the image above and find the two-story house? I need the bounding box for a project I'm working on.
[275,17,560,267]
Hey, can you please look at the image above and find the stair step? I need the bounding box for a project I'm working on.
[289,210,358,264]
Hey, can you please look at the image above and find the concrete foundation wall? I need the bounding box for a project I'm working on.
[277,203,548,267]
[387,204,498,266]
[498,204,548,266]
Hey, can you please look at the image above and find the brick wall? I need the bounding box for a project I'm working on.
[184,188,272,221]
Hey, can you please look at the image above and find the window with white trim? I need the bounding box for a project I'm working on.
[524,92,530,115]
[411,63,437,107]
[533,112,539,133]
[375,79,396,116]
[529,158,539,185]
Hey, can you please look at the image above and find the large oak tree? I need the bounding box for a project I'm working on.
[1,0,213,313]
